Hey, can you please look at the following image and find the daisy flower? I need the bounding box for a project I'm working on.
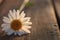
[1,9,32,35]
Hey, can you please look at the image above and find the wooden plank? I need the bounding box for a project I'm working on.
[52,0,60,39]
[52,0,60,29]
[0,0,59,40]
[52,0,60,17]
[25,0,60,40]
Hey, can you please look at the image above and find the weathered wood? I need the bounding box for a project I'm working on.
[52,0,60,39]
[52,0,60,29]
[0,0,59,40]
[52,0,60,17]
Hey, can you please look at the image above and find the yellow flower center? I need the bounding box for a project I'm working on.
[11,20,22,31]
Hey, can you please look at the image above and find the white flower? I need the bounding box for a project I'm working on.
[1,9,32,36]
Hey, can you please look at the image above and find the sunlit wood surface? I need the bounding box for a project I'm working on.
[53,0,60,29]
[0,0,60,40]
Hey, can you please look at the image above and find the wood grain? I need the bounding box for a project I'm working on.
[52,0,60,29]
[0,0,59,40]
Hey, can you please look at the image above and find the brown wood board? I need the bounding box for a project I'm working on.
[0,0,59,40]
[52,0,60,30]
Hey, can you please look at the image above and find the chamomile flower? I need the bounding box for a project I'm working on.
[1,9,32,35]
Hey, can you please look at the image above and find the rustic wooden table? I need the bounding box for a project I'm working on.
[0,0,60,40]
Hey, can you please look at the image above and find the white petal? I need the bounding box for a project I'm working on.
[9,10,13,14]
[19,11,26,20]
[23,22,32,25]
[22,17,31,22]
[1,23,9,27]
[8,14,12,21]
[1,24,10,31]
[6,29,14,35]
[9,10,15,19]
[9,10,14,19]
[3,17,9,21]
[13,9,17,19]
[13,9,16,14]
[3,17,10,23]
[22,25,31,29]
[16,10,20,19]
[17,30,25,36]
[22,27,31,33]
[1,24,14,35]
[24,26,31,29]
[3,19,9,23]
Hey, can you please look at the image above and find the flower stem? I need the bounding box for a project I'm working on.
[19,0,29,13]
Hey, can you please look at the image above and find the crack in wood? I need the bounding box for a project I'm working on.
[51,0,60,30]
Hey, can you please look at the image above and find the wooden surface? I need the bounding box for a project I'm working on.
[52,0,60,29]
[0,0,60,40]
